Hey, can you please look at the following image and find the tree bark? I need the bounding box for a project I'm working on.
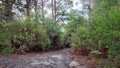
[51,0,54,23]
[51,0,56,24]
[26,0,31,22]
[54,0,56,23]
[3,0,15,22]
[34,0,38,23]
[42,0,44,25]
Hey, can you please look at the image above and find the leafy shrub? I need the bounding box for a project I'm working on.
[65,12,85,34]
[44,19,64,49]
[11,22,51,53]
[0,21,13,55]
[71,21,93,55]
[93,4,120,59]
[0,18,66,55]
[0,21,51,54]
[91,0,120,67]
[98,60,116,68]
[65,14,92,55]
[0,45,13,55]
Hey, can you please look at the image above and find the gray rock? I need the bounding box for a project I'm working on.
[55,61,68,68]
[30,59,55,66]
[69,61,80,68]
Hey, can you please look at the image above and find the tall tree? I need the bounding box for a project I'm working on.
[0,0,16,22]
[51,0,54,23]
[51,0,56,23]
[42,0,44,25]
[25,0,31,22]
[34,0,38,23]
[54,0,56,23]
[55,0,73,23]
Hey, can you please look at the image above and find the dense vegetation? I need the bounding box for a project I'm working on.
[0,0,120,67]
[65,0,120,67]
[0,20,65,54]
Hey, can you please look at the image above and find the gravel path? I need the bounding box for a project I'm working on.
[0,48,88,68]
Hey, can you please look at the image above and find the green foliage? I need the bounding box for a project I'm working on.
[92,1,120,59]
[44,18,64,49]
[0,21,13,54]
[65,13,90,48]
[65,12,86,34]
[98,60,116,68]
[71,24,92,49]
[0,21,51,54]
[1,45,13,55]
[65,1,120,64]
[90,0,120,67]
[11,22,51,52]
[0,18,66,54]
[65,14,92,54]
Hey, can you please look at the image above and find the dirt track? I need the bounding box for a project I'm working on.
[0,48,95,68]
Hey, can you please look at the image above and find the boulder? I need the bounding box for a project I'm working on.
[69,61,80,68]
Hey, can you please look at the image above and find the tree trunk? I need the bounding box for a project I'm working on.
[4,0,15,22]
[54,0,56,23]
[51,0,54,23]
[42,0,44,25]
[34,0,38,23]
[26,0,31,22]
[51,0,56,24]
[88,0,91,15]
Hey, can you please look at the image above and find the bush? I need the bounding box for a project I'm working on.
[91,1,120,67]
[72,22,93,55]
[98,60,116,68]
[93,5,120,59]
[44,19,65,49]
[11,22,51,53]
[0,21,13,55]
[0,21,51,54]
[0,45,13,55]
[65,15,92,55]
[0,18,66,54]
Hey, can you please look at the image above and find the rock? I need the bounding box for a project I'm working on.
[69,61,80,68]
[30,59,56,68]
[51,55,63,60]
[90,51,102,59]
[30,61,50,65]
[30,59,55,66]
[56,61,67,68]
[50,55,64,62]
[91,51,102,54]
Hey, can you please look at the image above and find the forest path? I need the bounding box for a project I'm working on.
[0,48,87,68]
